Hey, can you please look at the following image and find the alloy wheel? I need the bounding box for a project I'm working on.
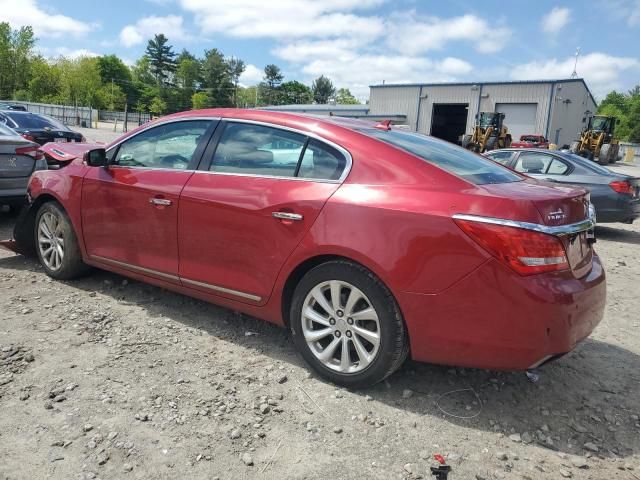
[301,280,381,374]
[37,211,65,271]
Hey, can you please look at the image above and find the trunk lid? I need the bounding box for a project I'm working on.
[0,137,36,177]
[480,178,594,277]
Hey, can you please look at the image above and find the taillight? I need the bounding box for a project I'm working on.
[15,145,44,161]
[21,133,36,142]
[454,219,569,275]
[609,180,633,195]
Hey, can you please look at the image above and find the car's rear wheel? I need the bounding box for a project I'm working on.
[290,260,408,388]
[35,202,89,280]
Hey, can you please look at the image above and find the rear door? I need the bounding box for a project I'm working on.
[178,120,349,304]
[81,119,216,281]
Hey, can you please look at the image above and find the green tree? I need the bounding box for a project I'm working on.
[202,48,233,107]
[27,56,62,102]
[312,75,335,104]
[0,23,36,99]
[227,57,245,106]
[191,91,210,109]
[335,87,359,105]
[149,96,167,116]
[261,64,283,105]
[236,85,259,107]
[279,80,312,105]
[145,34,176,88]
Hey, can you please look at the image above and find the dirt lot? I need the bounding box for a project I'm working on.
[1,180,639,480]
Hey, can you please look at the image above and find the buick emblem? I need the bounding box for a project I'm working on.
[547,209,566,221]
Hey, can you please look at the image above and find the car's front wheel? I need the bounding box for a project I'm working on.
[35,202,89,280]
[290,260,408,388]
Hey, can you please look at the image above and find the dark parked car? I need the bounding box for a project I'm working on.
[0,111,84,145]
[0,102,28,111]
[2,109,605,388]
[0,122,46,209]
[485,148,640,223]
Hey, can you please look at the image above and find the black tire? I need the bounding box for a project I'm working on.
[289,260,408,388]
[35,202,90,280]
[597,144,610,165]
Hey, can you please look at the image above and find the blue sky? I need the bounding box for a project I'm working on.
[1,0,639,100]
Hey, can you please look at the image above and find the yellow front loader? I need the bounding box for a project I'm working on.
[462,112,512,153]
[569,115,620,165]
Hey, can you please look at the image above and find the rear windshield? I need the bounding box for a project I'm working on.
[360,128,522,185]
[562,152,612,174]
[4,113,67,130]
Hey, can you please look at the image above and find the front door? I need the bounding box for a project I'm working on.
[81,119,215,281]
[178,121,349,303]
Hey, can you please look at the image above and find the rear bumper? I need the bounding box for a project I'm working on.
[0,177,29,202]
[398,255,606,370]
[594,198,640,223]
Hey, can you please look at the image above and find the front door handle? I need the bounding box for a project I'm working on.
[272,211,303,221]
[150,198,172,206]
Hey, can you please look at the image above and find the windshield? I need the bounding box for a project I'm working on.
[4,113,67,130]
[589,117,610,131]
[359,128,522,185]
[479,113,497,129]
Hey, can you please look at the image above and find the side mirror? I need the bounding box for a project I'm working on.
[84,148,107,167]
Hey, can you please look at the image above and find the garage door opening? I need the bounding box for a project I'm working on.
[430,104,468,144]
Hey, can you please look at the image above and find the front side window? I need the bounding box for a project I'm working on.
[114,120,210,170]
[360,128,521,185]
[486,151,514,166]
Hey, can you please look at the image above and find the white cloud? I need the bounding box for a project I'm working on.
[386,13,511,54]
[0,0,91,37]
[119,15,189,47]
[541,7,571,35]
[239,64,264,85]
[36,46,100,59]
[510,52,640,98]
[179,0,384,39]
[609,0,640,26]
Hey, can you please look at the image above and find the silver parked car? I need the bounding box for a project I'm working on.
[0,123,46,210]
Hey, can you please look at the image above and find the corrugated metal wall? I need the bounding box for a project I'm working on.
[370,83,555,138]
[547,81,597,147]
[417,85,479,135]
[368,86,421,128]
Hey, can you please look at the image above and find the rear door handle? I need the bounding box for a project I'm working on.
[272,211,303,221]
[150,198,172,206]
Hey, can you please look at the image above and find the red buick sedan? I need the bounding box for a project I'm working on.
[3,109,606,388]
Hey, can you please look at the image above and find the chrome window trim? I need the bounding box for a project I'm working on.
[90,255,262,302]
[209,118,353,183]
[104,116,353,183]
[452,211,596,236]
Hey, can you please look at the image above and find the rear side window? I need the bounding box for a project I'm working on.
[360,129,521,185]
[210,122,348,180]
[211,123,306,177]
[298,139,346,180]
[0,122,19,137]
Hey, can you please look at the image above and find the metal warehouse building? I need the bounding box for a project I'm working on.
[368,79,597,148]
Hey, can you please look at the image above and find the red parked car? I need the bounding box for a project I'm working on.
[2,109,605,388]
[511,135,550,149]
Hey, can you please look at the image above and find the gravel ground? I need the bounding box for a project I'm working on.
[1,171,639,480]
